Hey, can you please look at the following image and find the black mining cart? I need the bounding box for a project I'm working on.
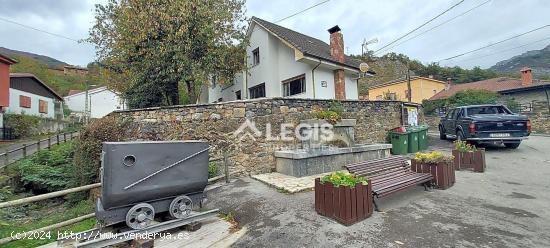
[59,141,219,247]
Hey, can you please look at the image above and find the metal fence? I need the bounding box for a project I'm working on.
[0,132,79,169]
[0,128,15,141]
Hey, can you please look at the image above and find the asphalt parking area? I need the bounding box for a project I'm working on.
[208,136,550,248]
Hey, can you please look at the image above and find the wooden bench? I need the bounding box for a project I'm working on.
[344,156,433,211]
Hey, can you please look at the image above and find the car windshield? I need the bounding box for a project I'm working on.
[467,106,511,115]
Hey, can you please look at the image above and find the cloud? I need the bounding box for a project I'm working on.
[0,0,548,69]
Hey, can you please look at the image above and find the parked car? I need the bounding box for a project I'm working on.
[438,104,531,149]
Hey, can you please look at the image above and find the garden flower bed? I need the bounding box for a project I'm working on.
[453,141,486,172]
[314,172,373,225]
[411,152,455,189]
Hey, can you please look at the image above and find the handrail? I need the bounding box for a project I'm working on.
[0,183,101,208]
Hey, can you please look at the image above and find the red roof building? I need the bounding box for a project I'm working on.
[430,68,550,104]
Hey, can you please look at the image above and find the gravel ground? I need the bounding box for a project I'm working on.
[208,135,550,248]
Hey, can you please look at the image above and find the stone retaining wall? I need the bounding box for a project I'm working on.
[109,98,414,174]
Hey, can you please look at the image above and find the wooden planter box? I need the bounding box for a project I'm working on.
[452,149,486,172]
[314,178,373,226]
[410,160,455,189]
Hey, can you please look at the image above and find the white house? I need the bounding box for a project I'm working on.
[64,86,126,119]
[6,73,64,119]
[203,17,371,103]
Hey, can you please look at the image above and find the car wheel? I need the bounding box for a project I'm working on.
[439,126,447,140]
[456,130,465,141]
[504,142,521,149]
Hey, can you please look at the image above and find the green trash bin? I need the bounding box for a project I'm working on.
[417,125,429,151]
[407,127,419,153]
[389,131,409,155]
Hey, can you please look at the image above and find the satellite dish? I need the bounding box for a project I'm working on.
[359,63,370,73]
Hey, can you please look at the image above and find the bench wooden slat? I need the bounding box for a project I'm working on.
[344,156,433,202]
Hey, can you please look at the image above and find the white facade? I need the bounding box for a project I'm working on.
[6,88,57,118]
[64,87,125,118]
[204,22,360,103]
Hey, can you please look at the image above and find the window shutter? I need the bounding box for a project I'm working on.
[19,95,31,108]
[39,100,48,113]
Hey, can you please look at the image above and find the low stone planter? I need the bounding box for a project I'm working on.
[452,149,486,172]
[410,160,455,189]
[314,178,373,225]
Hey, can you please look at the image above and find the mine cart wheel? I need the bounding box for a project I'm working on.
[169,195,193,219]
[126,203,155,230]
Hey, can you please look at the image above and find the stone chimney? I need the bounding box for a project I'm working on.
[445,77,453,91]
[521,67,533,86]
[328,25,346,100]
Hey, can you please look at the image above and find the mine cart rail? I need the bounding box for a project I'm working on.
[61,209,219,248]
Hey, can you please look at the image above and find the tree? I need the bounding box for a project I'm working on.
[88,0,248,108]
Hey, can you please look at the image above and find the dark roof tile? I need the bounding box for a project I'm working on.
[251,17,361,70]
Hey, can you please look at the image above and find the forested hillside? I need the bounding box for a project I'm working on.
[3,49,105,96]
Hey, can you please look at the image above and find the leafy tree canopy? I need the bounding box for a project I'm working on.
[88,0,248,108]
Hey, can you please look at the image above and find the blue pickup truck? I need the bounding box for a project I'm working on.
[438,104,531,149]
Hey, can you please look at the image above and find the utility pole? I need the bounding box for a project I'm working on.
[84,80,89,124]
[406,61,412,103]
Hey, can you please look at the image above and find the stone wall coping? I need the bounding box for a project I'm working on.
[299,118,356,127]
[273,143,392,159]
[111,97,408,113]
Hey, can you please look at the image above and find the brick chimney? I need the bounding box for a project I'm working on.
[328,25,346,100]
[520,67,533,86]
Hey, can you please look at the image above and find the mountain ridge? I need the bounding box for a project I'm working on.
[0,47,68,69]
[490,43,550,76]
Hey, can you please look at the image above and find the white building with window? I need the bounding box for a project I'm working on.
[202,17,373,103]
[5,73,64,119]
[64,86,126,119]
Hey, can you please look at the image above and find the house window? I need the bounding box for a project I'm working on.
[39,100,48,114]
[19,95,31,108]
[235,90,242,100]
[252,48,260,66]
[282,74,306,96]
[217,98,223,103]
[249,83,265,99]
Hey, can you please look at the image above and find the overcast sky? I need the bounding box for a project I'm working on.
[0,0,549,69]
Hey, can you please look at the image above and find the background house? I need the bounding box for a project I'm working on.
[6,73,64,119]
[203,17,371,103]
[64,86,126,119]
[367,76,446,103]
[0,53,17,129]
[430,67,550,105]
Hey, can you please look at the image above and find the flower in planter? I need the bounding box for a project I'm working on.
[454,140,477,152]
[414,151,454,164]
[320,171,368,187]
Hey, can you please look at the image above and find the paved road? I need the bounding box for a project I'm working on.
[0,133,78,168]
[208,136,550,247]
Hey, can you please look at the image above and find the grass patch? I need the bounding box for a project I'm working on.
[0,200,95,248]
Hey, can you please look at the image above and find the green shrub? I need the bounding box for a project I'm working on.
[315,101,344,125]
[3,113,40,137]
[208,162,219,178]
[320,171,368,188]
[454,140,477,152]
[14,142,75,193]
[73,116,133,186]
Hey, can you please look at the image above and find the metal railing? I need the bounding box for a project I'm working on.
[0,127,15,140]
[0,131,79,169]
